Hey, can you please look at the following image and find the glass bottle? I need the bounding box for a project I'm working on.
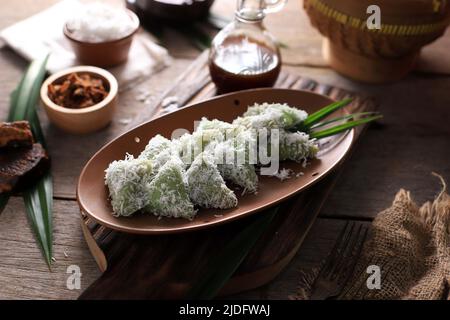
[209,0,286,93]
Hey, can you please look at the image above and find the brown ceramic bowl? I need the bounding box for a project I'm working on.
[77,88,354,234]
[304,0,450,83]
[40,66,118,135]
[63,9,140,68]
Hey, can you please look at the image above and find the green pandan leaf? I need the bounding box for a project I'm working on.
[310,114,383,140]
[8,55,53,267]
[310,112,380,130]
[302,98,353,129]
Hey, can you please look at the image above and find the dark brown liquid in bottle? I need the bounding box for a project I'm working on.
[209,35,281,93]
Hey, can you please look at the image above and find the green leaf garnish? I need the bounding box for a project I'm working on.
[310,111,380,130]
[23,173,53,266]
[8,56,48,121]
[310,114,382,140]
[7,55,53,267]
[302,98,353,129]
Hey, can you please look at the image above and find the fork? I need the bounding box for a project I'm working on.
[309,221,369,300]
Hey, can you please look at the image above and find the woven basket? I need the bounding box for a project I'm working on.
[304,0,450,83]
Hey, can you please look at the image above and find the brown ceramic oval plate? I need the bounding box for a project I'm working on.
[77,88,354,234]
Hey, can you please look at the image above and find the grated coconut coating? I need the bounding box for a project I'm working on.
[140,134,185,171]
[212,130,259,193]
[105,155,154,217]
[139,134,172,161]
[105,103,320,219]
[218,164,258,194]
[197,117,235,131]
[174,129,227,166]
[186,153,238,209]
[279,130,319,162]
[144,160,195,219]
[233,102,308,130]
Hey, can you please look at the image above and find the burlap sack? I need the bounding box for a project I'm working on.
[294,173,450,300]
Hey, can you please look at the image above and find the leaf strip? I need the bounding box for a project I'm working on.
[302,98,353,129]
[310,114,382,139]
[7,55,53,267]
[310,111,380,130]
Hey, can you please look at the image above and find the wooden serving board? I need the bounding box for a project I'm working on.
[78,52,377,299]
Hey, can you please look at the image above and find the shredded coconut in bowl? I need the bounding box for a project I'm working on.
[66,3,138,43]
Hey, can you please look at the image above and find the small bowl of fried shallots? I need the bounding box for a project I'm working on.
[40,66,118,134]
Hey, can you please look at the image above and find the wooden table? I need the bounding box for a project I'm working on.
[0,0,449,300]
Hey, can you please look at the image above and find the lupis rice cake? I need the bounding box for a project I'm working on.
[105,102,320,219]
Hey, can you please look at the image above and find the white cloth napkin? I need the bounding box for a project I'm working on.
[0,0,171,88]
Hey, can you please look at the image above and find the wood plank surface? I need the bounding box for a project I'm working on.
[0,197,100,299]
[0,0,449,299]
[293,67,450,219]
[0,194,352,299]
